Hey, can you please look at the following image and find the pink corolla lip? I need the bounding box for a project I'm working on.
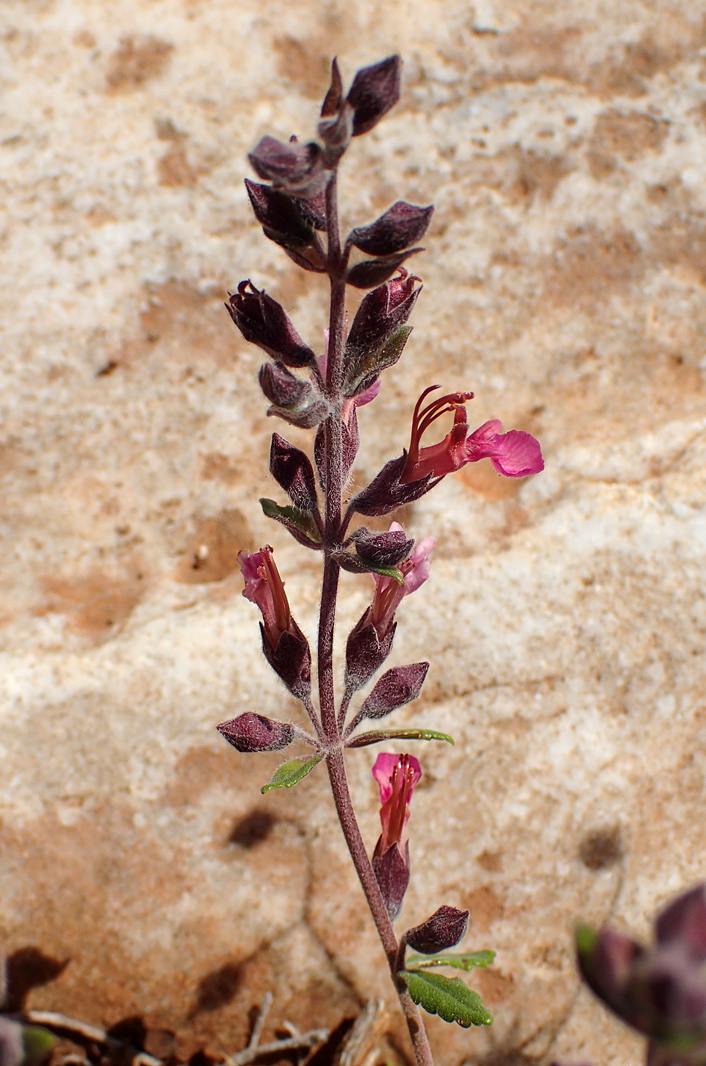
[400,385,544,483]
[370,522,436,632]
[372,752,422,853]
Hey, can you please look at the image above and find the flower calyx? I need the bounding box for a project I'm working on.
[344,524,435,693]
[343,269,421,397]
[348,201,434,257]
[217,712,294,753]
[239,547,312,699]
[258,362,329,428]
[248,135,326,198]
[372,752,421,920]
[227,281,315,367]
[405,906,470,955]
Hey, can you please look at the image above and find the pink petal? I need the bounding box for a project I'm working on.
[354,376,381,408]
[373,752,400,803]
[466,421,544,477]
[403,536,436,594]
[489,430,544,477]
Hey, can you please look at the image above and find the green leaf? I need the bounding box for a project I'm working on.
[407,950,496,971]
[347,728,454,748]
[400,970,493,1028]
[260,498,322,545]
[344,325,413,395]
[365,563,404,583]
[261,754,324,794]
[575,923,598,960]
[22,1025,55,1065]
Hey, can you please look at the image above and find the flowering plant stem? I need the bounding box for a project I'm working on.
[219,53,541,1066]
[318,171,435,1066]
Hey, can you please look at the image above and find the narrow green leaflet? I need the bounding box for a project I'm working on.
[407,950,496,971]
[364,562,404,583]
[347,728,454,749]
[261,754,324,794]
[259,498,322,544]
[400,970,493,1028]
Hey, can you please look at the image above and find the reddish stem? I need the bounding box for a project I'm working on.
[316,168,435,1066]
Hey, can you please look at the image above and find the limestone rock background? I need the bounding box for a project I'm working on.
[1,0,706,1063]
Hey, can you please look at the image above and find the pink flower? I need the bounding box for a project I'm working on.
[370,522,436,635]
[239,546,291,649]
[400,385,544,484]
[372,752,422,854]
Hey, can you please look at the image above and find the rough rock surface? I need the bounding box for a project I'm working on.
[2,1,706,1064]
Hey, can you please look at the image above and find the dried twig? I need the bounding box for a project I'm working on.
[338,1000,384,1066]
[24,1010,163,1066]
[223,1029,329,1066]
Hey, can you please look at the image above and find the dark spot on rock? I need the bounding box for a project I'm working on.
[174,509,249,584]
[107,1015,147,1050]
[106,36,173,93]
[228,809,276,849]
[5,946,69,1011]
[158,145,196,188]
[476,849,503,872]
[96,359,119,377]
[190,962,243,1015]
[579,826,624,869]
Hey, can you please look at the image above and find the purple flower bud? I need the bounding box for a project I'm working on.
[270,433,319,514]
[279,243,328,274]
[244,180,317,247]
[248,135,326,195]
[349,202,434,256]
[350,454,436,517]
[260,619,312,700]
[359,662,429,720]
[259,361,310,407]
[347,248,423,289]
[343,270,421,395]
[406,905,470,954]
[346,55,402,136]
[345,610,396,693]
[351,527,414,568]
[217,712,294,753]
[259,364,330,428]
[373,838,410,921]
[227,281,315,367]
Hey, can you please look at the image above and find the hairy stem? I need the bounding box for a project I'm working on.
[327,751,435,1066]
[318,170,434,1066]
[318,171,346,739]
